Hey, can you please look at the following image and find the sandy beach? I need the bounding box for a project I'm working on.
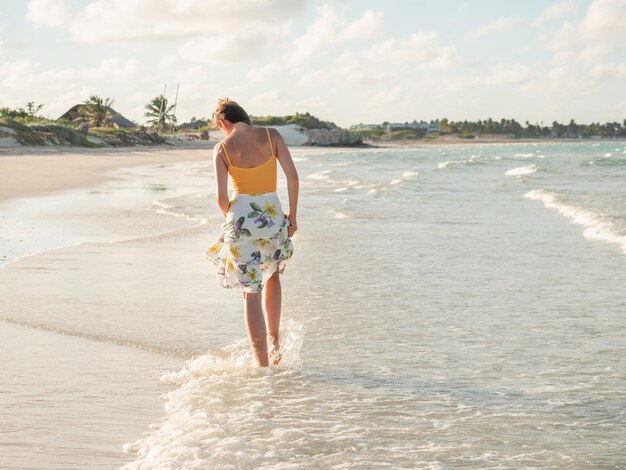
[0,145,216,200]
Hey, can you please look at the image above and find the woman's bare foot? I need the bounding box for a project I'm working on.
[269,344,282,365]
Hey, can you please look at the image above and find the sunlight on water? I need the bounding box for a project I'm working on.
[1,141,625,468]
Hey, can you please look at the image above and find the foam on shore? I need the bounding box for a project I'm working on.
[524,189,626,254]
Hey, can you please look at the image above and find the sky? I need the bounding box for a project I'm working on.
[0,0,625,127]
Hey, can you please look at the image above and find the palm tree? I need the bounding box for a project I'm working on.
[81,95,114,127]
[144,95,177,133]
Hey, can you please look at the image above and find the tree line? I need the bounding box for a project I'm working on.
[437,118,626,138]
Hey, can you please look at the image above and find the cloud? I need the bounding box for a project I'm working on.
[0,58,137,90]
[368,86,405,108]
[548,0,626,62]
[333,50,393,85]
[297,70,331,87]
[591,63,626,79]
[26,0,68,27]
[578,0,626,42]
[470,17,517,38]
[367,32,460,69]
[536,0,578,23]
[178,23,289,64]
[484,63,532,86]
[68,0,308,43]
[285,4,384,66]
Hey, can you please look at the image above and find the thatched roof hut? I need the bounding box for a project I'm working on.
[58,105,137,129]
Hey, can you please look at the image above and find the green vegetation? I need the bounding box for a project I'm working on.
[251,112,337,130]
[81,96,114,127]
[355,118,626,140]
[439,117,626,139]
[0,102,46,123]
[145,95,177,133]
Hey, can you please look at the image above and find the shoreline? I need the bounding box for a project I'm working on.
[369,137,626,147]
[0,145,214,201]
[2,138,624,202]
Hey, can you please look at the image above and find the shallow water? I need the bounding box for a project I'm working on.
[1,142,625,468]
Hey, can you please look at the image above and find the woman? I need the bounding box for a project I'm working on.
[206,98,299,367]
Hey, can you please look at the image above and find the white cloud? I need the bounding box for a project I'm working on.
[484,63,532,85]
[548,0,626,62]
[246,63,277,82]
[0,58,137,90]
[178,24,289,64]
[591,63,626,79]
[536,0,578,23]
[285,4,383,66]
[68,0,307,43]
[367,32,460,69]
[368,86,405,108]
[578,0,626,42]
[471,17,517,38]
[26,0,68,27]
[297,70,331,87]
[336,51,393,85]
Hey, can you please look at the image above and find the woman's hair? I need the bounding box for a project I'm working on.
[213,98,251,126]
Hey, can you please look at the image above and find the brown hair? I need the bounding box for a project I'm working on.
[212,98,251,127]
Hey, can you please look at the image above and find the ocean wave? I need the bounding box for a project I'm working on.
[505,165,538,177]
[524,189,626,254]
[121,320,304,469]
[149,196,208,225]
[513,152,545,159]
[587,157,626,167]
[437,157,488,169]
[307,170,333,180]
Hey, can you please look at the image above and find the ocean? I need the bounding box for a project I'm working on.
[1,141,625,469]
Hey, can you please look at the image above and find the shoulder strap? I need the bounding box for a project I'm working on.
[221,141,232,166]
[266,128,274,156]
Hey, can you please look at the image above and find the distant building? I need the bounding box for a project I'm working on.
[385,122,439,133]
[350,124,381,131]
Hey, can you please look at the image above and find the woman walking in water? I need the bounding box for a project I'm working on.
[206,99,299,367]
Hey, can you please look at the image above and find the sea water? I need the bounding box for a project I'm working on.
[0,142,625,469]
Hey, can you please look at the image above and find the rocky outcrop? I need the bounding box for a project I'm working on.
[0,117,166,148]
[273,124,363,146]
[305,128,363,146]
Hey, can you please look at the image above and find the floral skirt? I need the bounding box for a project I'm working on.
[205,192,294,293]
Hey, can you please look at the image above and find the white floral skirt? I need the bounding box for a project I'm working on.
[205,192,294,293]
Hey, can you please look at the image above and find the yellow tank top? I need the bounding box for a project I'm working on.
[222,128,277,194]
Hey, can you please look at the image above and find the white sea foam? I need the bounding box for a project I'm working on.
[438,161,452,169]
[328,210,349,219]
[524,189,626,254]
[390,178,403,185]
[149,199,208,225]
[603,153,613,158]
[514,153,535,158]
[121,320,304,469]
[505,164,538,177]
[307,170,333,180]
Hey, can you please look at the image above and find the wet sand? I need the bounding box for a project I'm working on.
[0,146,214,200]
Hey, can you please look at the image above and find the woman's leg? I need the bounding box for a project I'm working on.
[264,271,282,364]
[243,292,268,367]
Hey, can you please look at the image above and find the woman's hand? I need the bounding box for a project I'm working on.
[287,215,297,238]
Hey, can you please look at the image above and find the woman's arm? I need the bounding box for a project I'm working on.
[272,129,299,237]
[213,143,230,217]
